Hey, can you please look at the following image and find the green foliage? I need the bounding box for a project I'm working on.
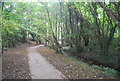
[1,2,119,78]
[91,65,119,78]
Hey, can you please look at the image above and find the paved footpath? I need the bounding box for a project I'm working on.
[27,45,64,79]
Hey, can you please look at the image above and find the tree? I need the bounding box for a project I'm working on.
[96,1,120,28]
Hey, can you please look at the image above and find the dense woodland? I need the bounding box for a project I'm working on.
[0,1,120,72]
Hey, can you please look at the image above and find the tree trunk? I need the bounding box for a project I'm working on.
[97,1,120,28]
[101,41,109,55]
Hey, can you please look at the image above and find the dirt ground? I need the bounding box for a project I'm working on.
[2,42,117,79]
[2,43,35,79]
[37,46,115,79]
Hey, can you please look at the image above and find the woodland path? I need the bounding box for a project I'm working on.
[27,45,64,79]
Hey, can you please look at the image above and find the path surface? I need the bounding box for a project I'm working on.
[27,45,64,79]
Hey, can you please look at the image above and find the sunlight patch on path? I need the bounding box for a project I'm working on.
[28,45,64,79]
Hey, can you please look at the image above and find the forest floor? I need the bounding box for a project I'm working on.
[2,42,35,79]
[2,43,118,79]
[37,46,117,79]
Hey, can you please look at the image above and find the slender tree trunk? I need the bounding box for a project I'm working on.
[101,40,109,55]
[68,7,73,47]
[43,3,62,53]
[1,2,4,54]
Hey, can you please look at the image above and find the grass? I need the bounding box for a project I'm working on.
[67,48,119,71]
[37,46,119,79]
[91,65,120,78]
[66,52,120,78]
